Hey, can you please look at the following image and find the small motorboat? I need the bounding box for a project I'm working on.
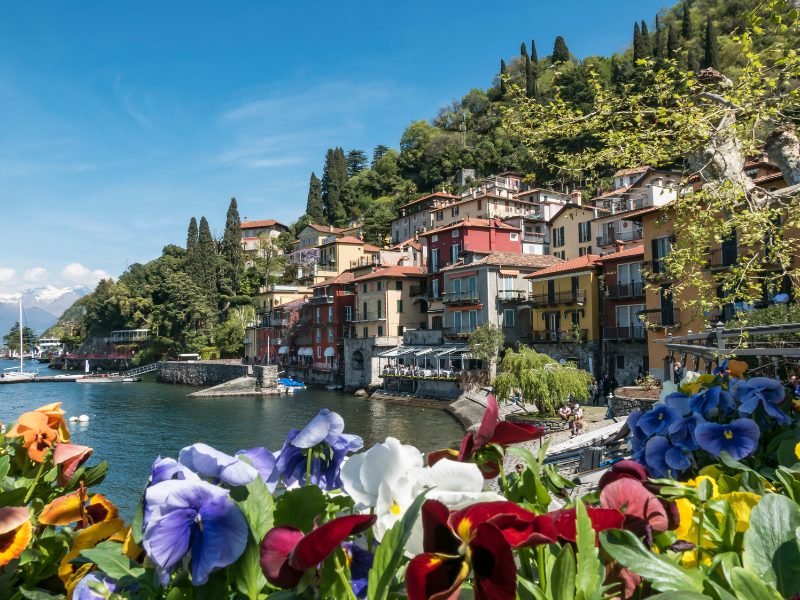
[277,377,305,389]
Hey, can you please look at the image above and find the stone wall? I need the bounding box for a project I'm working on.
[609,394,657,418]
[604,341,648,386]
[343,336,402,391]
[532,341,602,379]
[156,361,250,386]
[254,365,279,388]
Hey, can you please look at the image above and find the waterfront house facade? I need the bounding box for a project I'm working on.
[240,219,289,256]
[548,204,605,260]
[306,272,356,374]
[352,266,426,338]
[391,192,459,244]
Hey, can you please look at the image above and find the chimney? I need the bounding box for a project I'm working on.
[570,190,583,206]
[615,241,625,253]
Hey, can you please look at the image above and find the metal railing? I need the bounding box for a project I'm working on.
[597,228,644,246]
[529,289,586,307]
[442,290,481,304]
[444,326,478,337]
[639,308,681,328]
[309,295,334,305]
[604,326,646,341]
[605,281,645,298]
[352,312,386,322]
[707,246,738,269]
[532,329,588,342]
[498,290,529,302]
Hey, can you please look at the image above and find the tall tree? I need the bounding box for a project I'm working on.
[221,197,243,293]
[196,216,218,299]
[530,38,538,64]
[499,59,507,98]
[667,23,679,59]
[687,47,700,72]
[681,2,692,40]
[371,145,389,168]
[345,149,368,177]
[702,16,719,70]
[640,20,651,57]
[521,42,530,92]
[633,22,643,61]
[325,148,348,226]
[320,148,335,218]
[305,172,324,223]
[551,36,570,63]
[186,217,198,252]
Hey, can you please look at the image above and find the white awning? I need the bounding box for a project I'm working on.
[298,347,313,356]
[277,346,289,355]
[324,347,335,357]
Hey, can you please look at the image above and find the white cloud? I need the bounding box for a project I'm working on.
[0,268,15,283]
[23,267,48,283]
[61,262,111,286]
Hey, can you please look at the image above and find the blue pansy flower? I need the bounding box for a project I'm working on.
[236,447,277,490]
[149,456,200,485]
[668,413,704,451]
[73,573,128,600]
[343,542,374,599]
[644,435,692,478]
[143,478,249,585]
[689,386,734,418]
[636,405,681,437]
[733,377,789,425]
[664,392,691,416]
[178,443,259,487]
[626,410,647,460]
[695,418,760,460]
[273,409,364,489]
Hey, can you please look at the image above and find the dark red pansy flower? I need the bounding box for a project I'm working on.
[547,506,625,545]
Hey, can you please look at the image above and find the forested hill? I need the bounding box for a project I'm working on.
[300,0,767,245]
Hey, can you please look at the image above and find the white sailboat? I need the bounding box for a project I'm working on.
[0,301,37,383]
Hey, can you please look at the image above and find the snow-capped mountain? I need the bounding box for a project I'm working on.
[0,285,91,337]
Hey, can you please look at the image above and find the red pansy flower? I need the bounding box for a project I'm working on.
[547,506,625,545]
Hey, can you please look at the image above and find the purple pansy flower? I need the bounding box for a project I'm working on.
[143,478,249,585]
[343,542,374,599]
[668,413,704,451]
[637,405,681,437]
[695,418,760,461]
[273,409,363,490]
[689,386,734,418]
[73,573,124,600]
[179,443,259,487]
[664,392,692,416]
[149,456,200,485]
[733,377,790,425]
[236,447,278,491]
[644,435,691,478]
[627,411,647,460]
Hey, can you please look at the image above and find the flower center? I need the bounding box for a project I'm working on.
[194,513,203,531]
[658,413,664,421]
[389,501,402,516]
[724,429,734,440]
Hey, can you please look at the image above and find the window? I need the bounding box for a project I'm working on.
[377,300,382,319]
[397,299,403,313]
[327,306,333,322]
[510,232,519,241]
[362,302,367,319]
[554,251,566,260]
[363,327,368,338]
[395,281,402,291]
[578,222,592,243]
[500,276,514,292]
[315,307,321,323]
[315,329,321,343]
[344,306,353,321]
[451,229,459,237]
[377,281,382,291]
[552,226,565,247]
[431,248,440,273]
[547,280,556,302]
[431,278,440,299]
[468,310,478,331]
[467,276,477,298]
[377,325,383,336]
[450,244,460,264]
[397,325,404,336]
[317,346,321,358]
[652,236,672,274]
[477,199,482,210]
[660,286,675,326]
[618,262,643,295]
[363,284,367,293]
[451,206,459,217]
[452,277,462,295]
[579,246,588,257]
[452,311,462,332]
[328,327,334,342]
[503,309,515,327]
[432,234,439,242]
[436,211,443,221]
[616,355,625,369]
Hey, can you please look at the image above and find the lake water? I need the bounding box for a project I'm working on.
[0,360,463,518]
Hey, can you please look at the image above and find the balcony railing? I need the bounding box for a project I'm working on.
[532,329,588,342]
[442,290,481,305]
[498,290,529,302]
[605,281,645,299]
[604,325,646,341]
[444,326,477,338]
[639,308,681,328]
[529,289,586,307]
[707,246,738,269]
[523,232,549,244]
[596,227,644,247]
[352,312,386,322]
[309,295,334,305]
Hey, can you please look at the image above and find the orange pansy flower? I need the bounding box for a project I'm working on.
[58,518,125,587]
[7,402,70,443]
[0,506,32,567]
[40,488,118,528]
[727,360,748,379]
[6,411,58,462]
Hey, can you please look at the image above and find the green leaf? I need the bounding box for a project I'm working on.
[232,533,268,600]
[72,461,108,488]
[600,529,704,593]
[517,575,548,600]
[18,588,64,599]
[130,500,144,545]
[777,438,800,468]
[774,467,800,503]
[730,567,783,600]
[742,493,800,596]
[0,487,27,507]
[273,486,326,532]
[647,594,712,600]
[575,500,603,600]
[549,544,576,600]
[368,489,429,600]
[0,455,11,480]
[236,477,274,540]
[80,541,146,581]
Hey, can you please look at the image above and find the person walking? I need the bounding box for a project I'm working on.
[673,361,684,384]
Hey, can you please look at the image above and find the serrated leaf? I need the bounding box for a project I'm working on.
[367,489,429,600]
[600,529,704,593]
[575,500,603,600]
[80,541,146,581]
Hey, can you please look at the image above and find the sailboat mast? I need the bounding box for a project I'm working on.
[19,300,23,371]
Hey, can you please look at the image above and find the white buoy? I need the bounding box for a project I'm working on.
[78,414,89,423]
[69,416,79,423]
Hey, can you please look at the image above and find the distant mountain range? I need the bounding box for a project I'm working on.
[0,286,90,339]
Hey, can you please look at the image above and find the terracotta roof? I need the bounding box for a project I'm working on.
[591,185,632,201]
[525,254,601,279]
[306,223,345,234]
[242,219,287,230]
[320,235,364,246]
[594,245,645,262]
[593,205,663,222]
[310,271,356,288]
[440,252,562,272]
[273,297,308,311]
[613,166,651,177]
[352,266,425,282]
[390,237,422,251]
[363,243,382,253]
[419,217,520,238]
[754,172,785,185]
[400,191,459,209]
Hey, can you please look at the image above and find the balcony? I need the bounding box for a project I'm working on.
[606,281,645,299]
[498,290,529,303]
[639,308,681,328]
[444,326,477,338]
[523,232,549,244]
[707,246,738,270]
[309,295,334,305]
[596,227,644,247]
[409,285,427,297]
[604,325,646,341]
[532,329,588,342]
[442,290,481,305]
[352,312,386,323]
[529,289,586,307]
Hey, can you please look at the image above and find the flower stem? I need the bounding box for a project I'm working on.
[24,461,46,503]
[305,449,313,487]
[499,463,509,494]
[333,553,358,600]
[536,544,547,591]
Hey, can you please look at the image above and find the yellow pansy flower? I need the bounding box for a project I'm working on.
[718,491,761,533]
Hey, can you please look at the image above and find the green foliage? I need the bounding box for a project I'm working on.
[305,172,324,223]
[3,322,37,351]
[186,216,198,252]
[702,16,719,69]
[222,198,244,293]
[321,147,349,226]
[552,36,571,64]
[742,494,800,595]
[493,346,591,416]
[467,322,505,368]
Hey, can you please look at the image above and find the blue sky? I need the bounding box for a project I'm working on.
[0,0,667,297]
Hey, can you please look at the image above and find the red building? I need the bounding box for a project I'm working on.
[302,271,357,374]
[596,245,647,384]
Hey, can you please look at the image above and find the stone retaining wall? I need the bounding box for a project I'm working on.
[610,395,657,417]
[254,365,279,388]
[156,361,250,386]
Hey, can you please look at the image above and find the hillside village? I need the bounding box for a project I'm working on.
[243,155,793,395]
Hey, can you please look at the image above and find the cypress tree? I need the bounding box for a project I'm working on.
[221,197,243,292]
[682,2,692,40]
[520,42,530,93]
[321,148,335,218]
[687,47,700,72]
[305,172,324,223]
[499,59,507,97]
[551,36,570,63]
[371,145,389,168]
[345,149,367,177]
[530,39,538,64]
[653,15,661,58]
[640,20,651,57]
[187,217,198,252]
[326,148,348,226]
[667,23,679,59]
[633,22,642,62]
[702,16,719,70]
[197,216,217,298]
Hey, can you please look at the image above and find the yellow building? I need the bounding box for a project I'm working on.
[549,205,605,260]
[525,255,602,375]
[352,266,427,338]
[256,284,310,313]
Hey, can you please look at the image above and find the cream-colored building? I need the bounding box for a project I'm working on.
[352,266,427,338]
[548,204,605,260]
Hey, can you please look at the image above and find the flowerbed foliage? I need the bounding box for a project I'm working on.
[2,361,800,599]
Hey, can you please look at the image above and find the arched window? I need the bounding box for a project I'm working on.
[352,350,364,370]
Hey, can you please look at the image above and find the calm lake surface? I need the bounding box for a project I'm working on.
[0,360,463,517]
